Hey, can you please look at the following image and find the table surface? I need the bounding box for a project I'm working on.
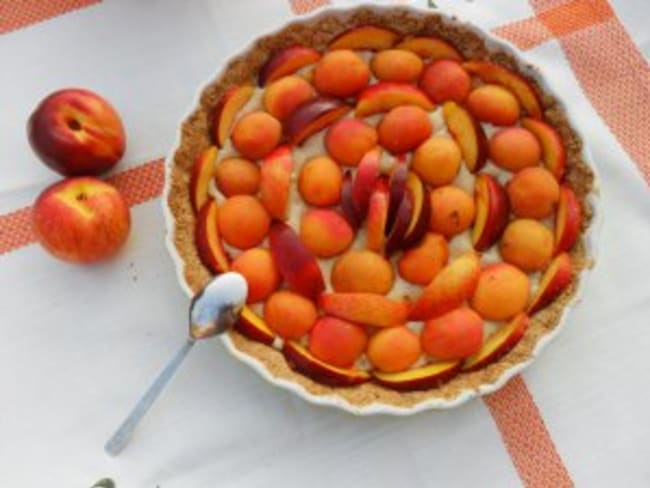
[1,0,649,487]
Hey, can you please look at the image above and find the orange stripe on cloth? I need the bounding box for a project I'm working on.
[289,0,330,15]
[0,159,164,256]
[0,0,101,34]
[494,0,613,49]
[484,375,573,488]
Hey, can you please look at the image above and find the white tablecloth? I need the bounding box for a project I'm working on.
[1,1,649,486]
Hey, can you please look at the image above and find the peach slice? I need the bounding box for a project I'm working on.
[268,221,325,300]
[235,305,275,345]
[409,251,480,321]
[189,145,218,213]
[402,171,431,249]
[386,160,408,232]
[351,147,381,219]
[319,293,411,328]
[285,97,351,145]
[365,178,389,252]
[463,61,543,119]
[340,170,360,229]
[195,200,230,274]
[329,25,399,51]
[308,317,368,368]
[212,86,255,147]
[283,341,370,387]
[521,117,567,181]
[443,101,488,173]
[462,313,529,372]
[355,82,435,117]
[258,45,321,86]
[395,36,462,61]
[373,360,461,391]
[528,253,573,315]
[472,174,510,251]
[385,190,414,256]
[554,185,582,255]
[259,145,292,220]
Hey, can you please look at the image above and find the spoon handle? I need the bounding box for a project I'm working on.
[104,339,195,456]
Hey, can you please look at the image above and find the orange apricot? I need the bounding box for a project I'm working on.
[325,118,378,166]
[489,127,541,172]
[214,157,260,196]
[470,263,530,320]
[507,167,560,219]
[398,233,449,285]
[308,317,368,368]
[429,186,476,237]
[500,219,554,272]
[298,156,342,206]
[300,209,354,258]
[420,60,471,103]
[367,327,422,373]
[371,49,424,83]
[412,137,462,186]
[217,195,270,249]
[263,75,315,120]
[331,250,394,294]
[231,111,282,160]
[421,308,484,360]
[231,248,280,303]
[378,105,433,154]
[313,50,370,98]
[264,290,317,339]
[467,84,520,126]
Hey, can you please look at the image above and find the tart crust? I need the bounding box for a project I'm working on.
[166,7,594,409]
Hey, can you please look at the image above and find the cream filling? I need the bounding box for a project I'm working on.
[211,85,547,368]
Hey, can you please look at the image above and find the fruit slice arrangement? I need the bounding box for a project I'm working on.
[188,25,583,392]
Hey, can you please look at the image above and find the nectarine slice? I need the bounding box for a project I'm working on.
[355,82,435,117]
[189,145,218,213]
[285,97,351,145]
[365,177,389,253]
[213,86,254,147]
[528,253,573,315]
[351,147,381,220]
[409,252,480,321]
[443,101,488,173]
[554,185,582,255]
[463,61,543,119]
[402,172,431,249]
[462,313,529,371]
[269,221,325,300]
[319,293,411,328]
[258,45,321,86]
[373,360,461,391]
[385,190,414,256]
[195,200,230,274]
[386,160,408,232]
[340,170,360,229]
[472,174,510,251]
[395,36,462,61]
[521,117,567,181]
[283,341,370,387]
[259,145,293,220]
[235,305,275,345]
[329,25,399,51]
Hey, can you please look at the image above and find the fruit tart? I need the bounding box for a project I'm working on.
[165,6,597,412]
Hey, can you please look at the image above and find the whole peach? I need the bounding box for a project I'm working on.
[32,177,130,263]
[28,88,126,176]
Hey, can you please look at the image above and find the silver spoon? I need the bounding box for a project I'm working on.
[104,272,247,456]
